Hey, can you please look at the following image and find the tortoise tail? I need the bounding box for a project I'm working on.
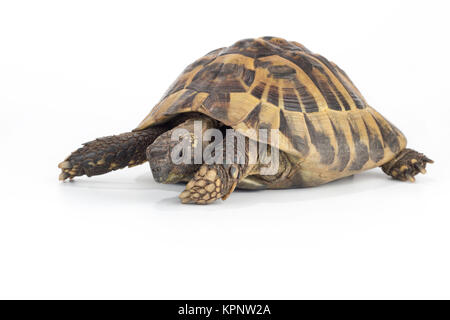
[58,126,167,181]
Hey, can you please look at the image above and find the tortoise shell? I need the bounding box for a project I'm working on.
[136,37,406,175]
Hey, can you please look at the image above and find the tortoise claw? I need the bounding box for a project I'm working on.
[58,161,72,169]
[423,156,434,164]
[59,172,70,181]
[413,162,427,175]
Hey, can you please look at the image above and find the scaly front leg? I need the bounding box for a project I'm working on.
[179,162,252,204]
[179,135,259,204]
[58,125,167,181]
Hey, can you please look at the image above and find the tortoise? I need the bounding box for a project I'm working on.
[59,37,433,204]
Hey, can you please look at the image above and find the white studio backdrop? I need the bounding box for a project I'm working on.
[0,0,449,299]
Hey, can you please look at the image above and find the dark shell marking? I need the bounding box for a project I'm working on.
[160,37,368,115]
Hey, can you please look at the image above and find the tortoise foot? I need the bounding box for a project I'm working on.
[381,148,433,182]
[179,165,226,205]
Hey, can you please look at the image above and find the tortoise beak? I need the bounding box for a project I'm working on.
[151,165,170,183]
[151,165,184,184]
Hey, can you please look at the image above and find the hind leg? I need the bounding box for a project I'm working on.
[381,148,433,182]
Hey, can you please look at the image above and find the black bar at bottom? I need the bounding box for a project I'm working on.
[0,300,445,319]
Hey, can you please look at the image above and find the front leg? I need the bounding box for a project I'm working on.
[179,135,257,204]
[179,163,248,204]
[58,126,167,181]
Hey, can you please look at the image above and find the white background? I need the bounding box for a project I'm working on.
[1,0,449,299]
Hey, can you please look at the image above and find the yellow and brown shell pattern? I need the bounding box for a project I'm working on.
[137,37,406,185]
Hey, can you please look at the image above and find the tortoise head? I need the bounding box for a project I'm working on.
[147,135,198,184]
